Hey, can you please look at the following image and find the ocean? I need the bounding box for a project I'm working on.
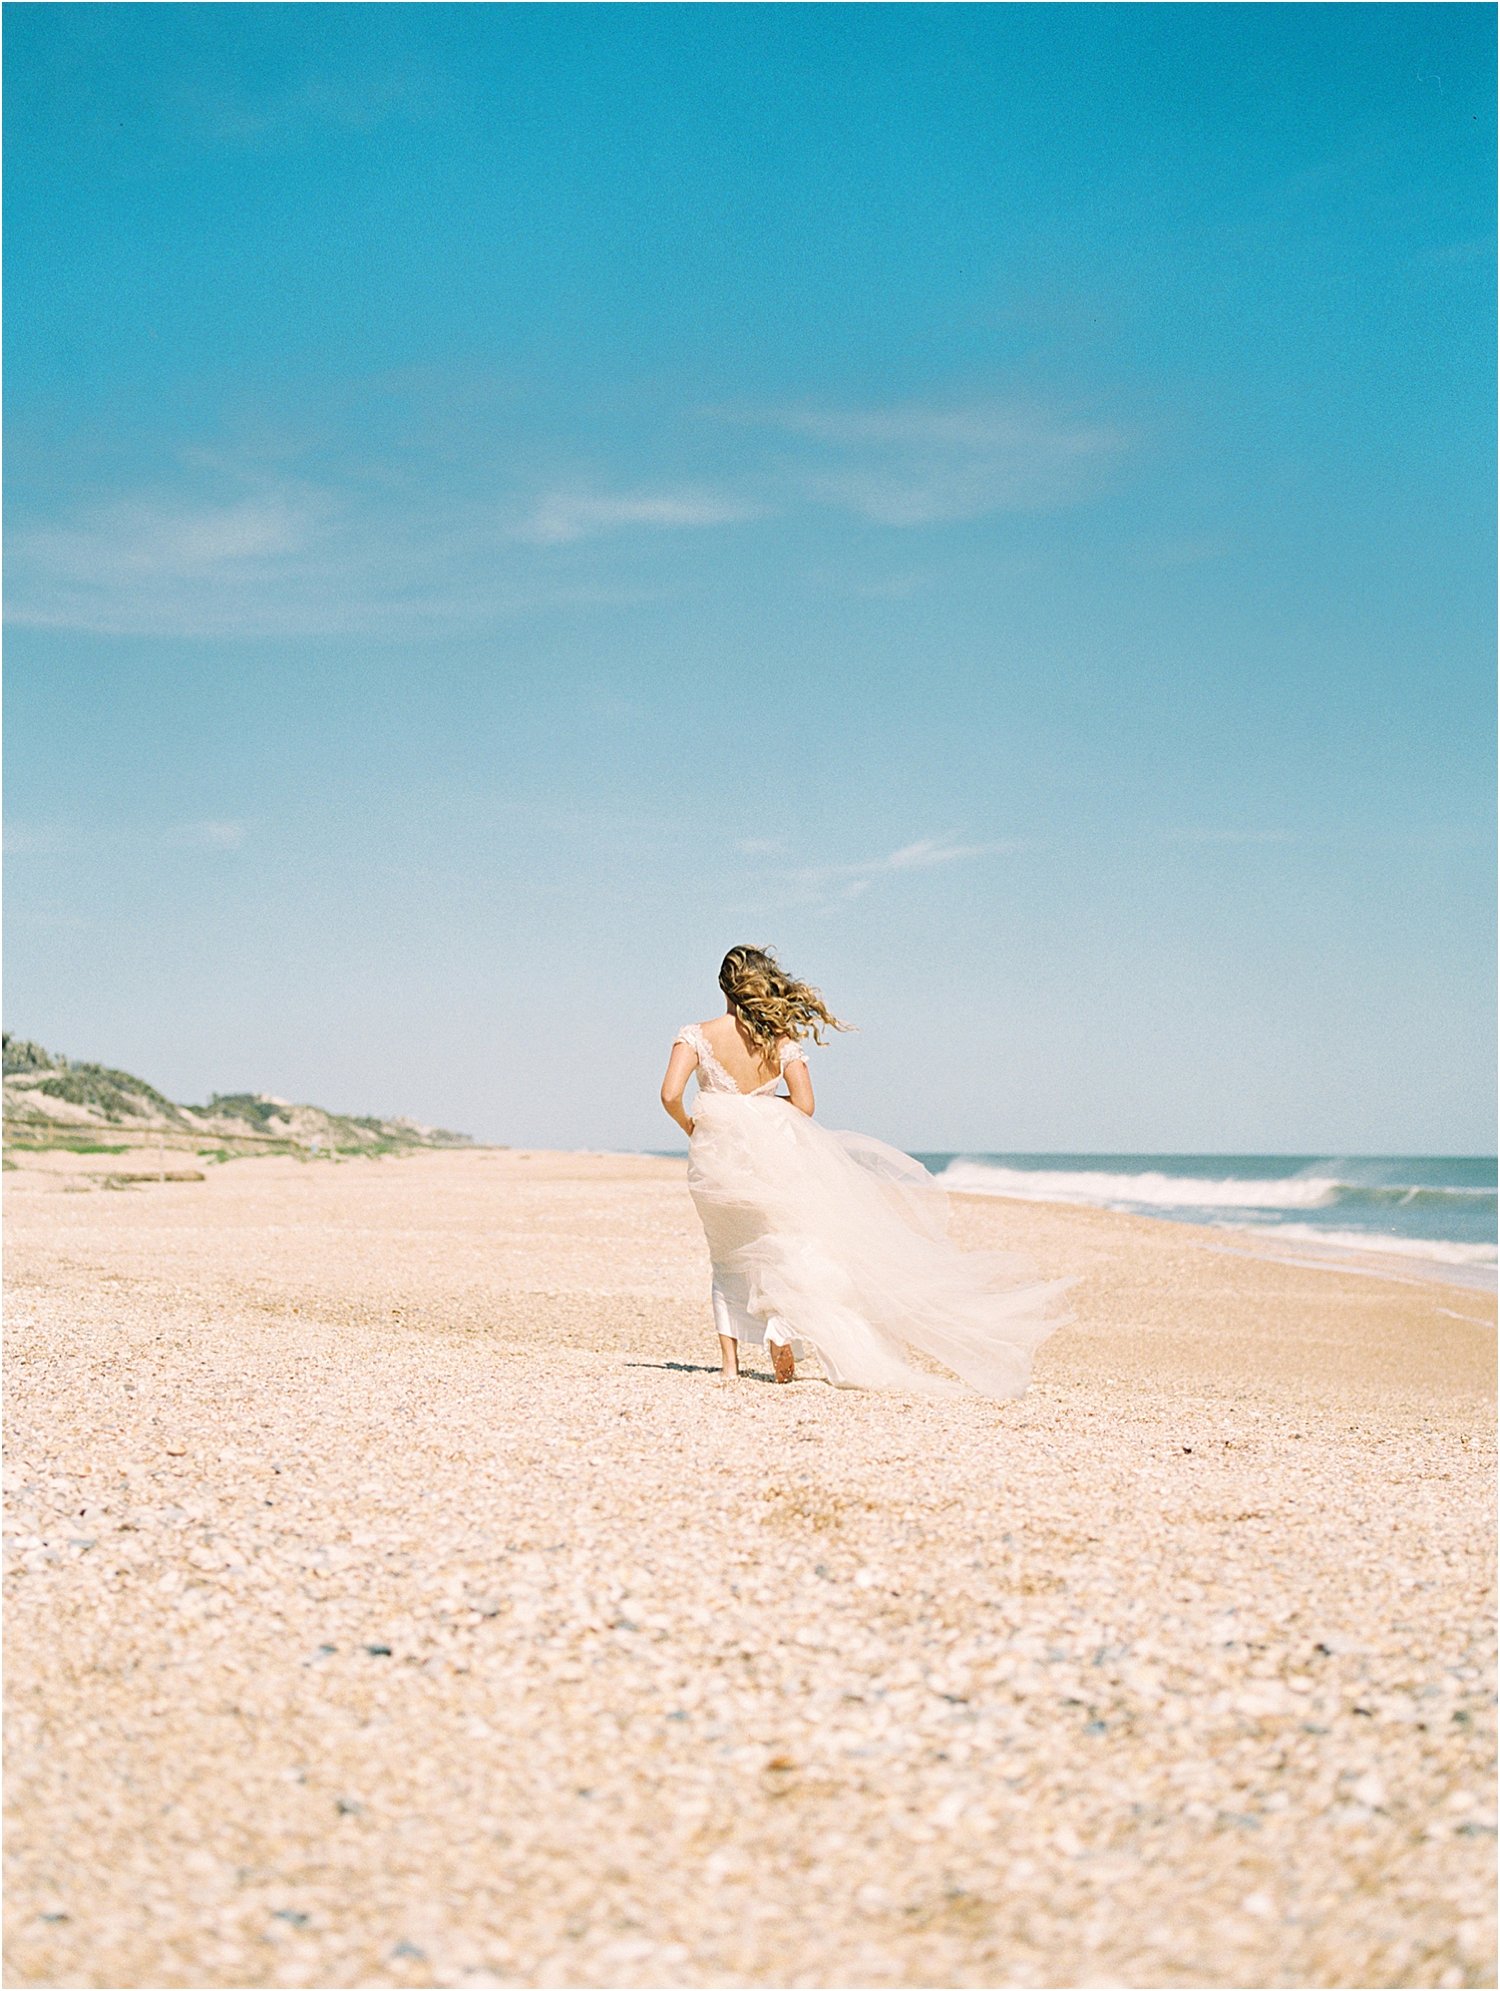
[915,1153,1498,1292]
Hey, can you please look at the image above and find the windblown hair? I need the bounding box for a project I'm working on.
[718,945,852,1059]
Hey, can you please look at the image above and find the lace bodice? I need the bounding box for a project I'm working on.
[675,1022,808,1097]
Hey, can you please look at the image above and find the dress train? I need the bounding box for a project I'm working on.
[687,1084,1071,1398]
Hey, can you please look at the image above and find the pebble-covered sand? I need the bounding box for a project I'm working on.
[5,1146,1495,1989]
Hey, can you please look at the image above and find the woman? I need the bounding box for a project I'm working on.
[660,945,1071,1395]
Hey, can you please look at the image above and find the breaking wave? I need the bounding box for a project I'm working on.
[929,1155,1496,1290]
[938,1163,1343,1211]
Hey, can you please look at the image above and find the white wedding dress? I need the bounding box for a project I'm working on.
[676,1022,1071,1397]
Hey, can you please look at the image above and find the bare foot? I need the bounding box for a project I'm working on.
[771,1341,796,1384]
[714,1370,740,1386]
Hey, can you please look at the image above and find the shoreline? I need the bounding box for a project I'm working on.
[9,1132,1497,1310]
[634,1142,1500,1296]
[1177,1227,1499,1297]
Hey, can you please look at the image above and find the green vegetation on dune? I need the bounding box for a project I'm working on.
[3,1033,477,1151]
[2,1037,55,1076]
[36,1064,183,1123]
[204,1093,286,1128]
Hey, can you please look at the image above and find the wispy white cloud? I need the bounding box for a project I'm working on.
[7,483,342,637]
[893,837,1012,869]
[4,472,669,638]
[711,396,1132,526]
[16,491,313,584]
[745,835,1026,910]
[7,385,1132,635]
[508,486,760,546]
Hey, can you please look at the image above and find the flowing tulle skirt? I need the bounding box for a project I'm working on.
[687,1092,1072,1397]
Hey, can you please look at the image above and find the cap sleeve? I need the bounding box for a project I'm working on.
[674,1025,702,1058]
[778,1038,809,1069]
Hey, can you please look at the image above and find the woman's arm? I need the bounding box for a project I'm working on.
[660,1041,698,1138]
[784,1059,815,1118]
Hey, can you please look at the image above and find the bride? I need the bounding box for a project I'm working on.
[660,945,1071,1395]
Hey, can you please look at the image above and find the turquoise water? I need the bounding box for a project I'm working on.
[915,1154,1497,1288]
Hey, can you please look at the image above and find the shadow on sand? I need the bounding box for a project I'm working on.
[624,1361,780,1385]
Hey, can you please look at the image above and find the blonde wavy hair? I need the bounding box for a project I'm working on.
[718,945,852,1059]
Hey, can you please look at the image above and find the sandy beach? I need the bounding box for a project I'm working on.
[4,1145,1494,1989]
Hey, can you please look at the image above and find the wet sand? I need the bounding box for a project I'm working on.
[4,1146,1495,1988]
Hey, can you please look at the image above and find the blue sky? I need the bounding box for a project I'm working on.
[5,3,1494,1153]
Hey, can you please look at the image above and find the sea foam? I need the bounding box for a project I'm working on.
[1260,1224,1497,1268]
[936,1162,1340,1210]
